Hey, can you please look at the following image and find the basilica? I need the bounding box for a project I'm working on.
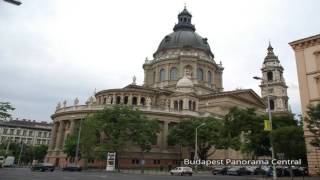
[46,7,289,168]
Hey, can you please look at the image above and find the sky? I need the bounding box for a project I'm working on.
[0,0,319,122]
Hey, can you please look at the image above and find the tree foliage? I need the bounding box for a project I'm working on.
[168,117,224,160]
[0,102,15,120]
[63,135,77,162]
[306,103,320,147]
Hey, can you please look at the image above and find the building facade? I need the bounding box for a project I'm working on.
[289,34,320,175]
[259,43,289,114]
[0,119,52,146]
[46,7,266,168]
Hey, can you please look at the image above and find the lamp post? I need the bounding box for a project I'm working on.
[253,76,276,180]
[75,118,83,165]
[194,122,206,172]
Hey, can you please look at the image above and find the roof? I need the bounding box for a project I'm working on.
[0,119,52,130]
[289,33,320,46]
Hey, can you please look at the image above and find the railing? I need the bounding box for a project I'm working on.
[55,104,209,117]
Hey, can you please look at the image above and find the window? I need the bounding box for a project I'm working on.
[269,100,275,110]
[188,100,192,110]
[22,130,27,136]
[124,96,128,104]
[3,128,8,134]
[38,131,42,137]
[170,67,178,80]
[153,71,156,83]
[174,101,178,110]
[132,97,138,105]
[10,129,14,135]
[140,97,146,106]
[44,132,48,138]
[208,71,212,84]
[116,96,121,104]
[132,159,140,165]
[179,100,183,111]
[159,69,165,81]
[29,131,33,137]
[16,129,21,135]
[197,68,204,81]
[153,160,160,165]
[267,71,273,81]
[37,139,41,144]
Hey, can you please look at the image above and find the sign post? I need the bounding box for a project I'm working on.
[106,152,116,171]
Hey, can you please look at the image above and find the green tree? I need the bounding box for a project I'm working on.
[0,102,15,120]
[79,117,100,168]
[306,103,320,147]
[130,117,160,173]
[63,135,77,162]
[32,145,48,162]
[271,126,306,162]
[168,117,224,160]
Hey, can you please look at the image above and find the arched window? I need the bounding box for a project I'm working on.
[188,100,192,110]
[140,97,145,106]
[267,71,273,81]
[170,67,178,80]
[124,96,128,104]
[179,100,183,111]
[159,69,165,81]
[174,101,178,110]
[153,71,156,83]
[116,96,121,104]
[269,99,275,110]
[208,71,212,84]
[132,97,137,105]
[197,68,204,81]
[192,101,196,111]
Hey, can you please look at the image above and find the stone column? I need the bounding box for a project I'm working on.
[69,119,76,135]
[128,94,132,105]
[48,122,58,151]
[162,121,169,150]
[137,95,141,106]
[112,94,116,104]
[55,121,65,150]
[120,95,124,104]
[183,98,188,110]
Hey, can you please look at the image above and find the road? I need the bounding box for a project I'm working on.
[0,168,316,180]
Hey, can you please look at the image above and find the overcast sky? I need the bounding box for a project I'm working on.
[0,0,319,122]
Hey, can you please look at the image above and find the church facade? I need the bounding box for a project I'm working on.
[46,7,266,168]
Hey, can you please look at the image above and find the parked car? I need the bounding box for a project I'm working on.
[0,156,4,168]
[246,166,257,175]
[2,156,15,167]
[212,166,229,175]
[62,163,82,172]
[170,167,193,176]
[227,167,251,176]
[31,163,55,172]
[254,166,269,175]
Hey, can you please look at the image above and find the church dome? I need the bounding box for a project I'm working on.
[176,75,194,88]
[154,7,214,57]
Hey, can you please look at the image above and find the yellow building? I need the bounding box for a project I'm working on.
[289,34,320,175]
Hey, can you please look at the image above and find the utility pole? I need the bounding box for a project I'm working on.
[194,123,205,172]
[253,76,277,180]
[17,142,24,166]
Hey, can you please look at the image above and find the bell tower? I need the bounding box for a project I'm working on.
[260,42,289,114]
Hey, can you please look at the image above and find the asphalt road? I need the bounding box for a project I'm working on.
[0,168,316,180]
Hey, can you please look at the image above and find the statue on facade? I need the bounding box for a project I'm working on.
[146,97,152,107]
[63,100,67,108]
[132,75,137,85]
[74,97,79,106]
[56,102,61,110]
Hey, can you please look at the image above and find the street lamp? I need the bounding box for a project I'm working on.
[253,76,277,180]
[194,122,206,171]
[3,0,22,5]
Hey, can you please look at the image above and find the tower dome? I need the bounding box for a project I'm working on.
[154,6,214,58]
[176,71,194,93]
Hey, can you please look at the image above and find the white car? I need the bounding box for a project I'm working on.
[170,167,193,176]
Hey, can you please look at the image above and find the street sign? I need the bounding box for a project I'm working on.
[106,152,116,171]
